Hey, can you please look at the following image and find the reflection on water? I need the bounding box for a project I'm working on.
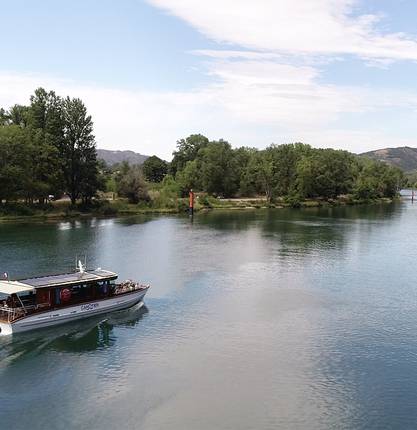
[1,202,417,429]
[0,305,148,364]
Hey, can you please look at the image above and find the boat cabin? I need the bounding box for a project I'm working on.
[0,269,131,323]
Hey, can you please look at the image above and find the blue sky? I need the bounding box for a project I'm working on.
[2,0,417,159]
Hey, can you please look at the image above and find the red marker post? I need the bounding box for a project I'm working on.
[189,189,194,216]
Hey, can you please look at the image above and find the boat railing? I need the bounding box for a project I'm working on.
[0,306,26,323]
[0,302,51,323]
[114,281,149,295]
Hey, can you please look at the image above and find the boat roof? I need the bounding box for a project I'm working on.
[0,280,35,295]
[16,269,118,290]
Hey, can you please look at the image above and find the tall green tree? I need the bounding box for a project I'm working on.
[61,97,99,204]
[199,140,239,197]
[242,150,275,201]
[142,155,168,182]
[171,134,209,176]
[0,126,33,203]
[27,88,64,202]
[268,143,310,196]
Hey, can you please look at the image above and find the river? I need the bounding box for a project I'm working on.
[1,202,417,429]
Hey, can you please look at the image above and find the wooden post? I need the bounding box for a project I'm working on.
[412,189,414,203]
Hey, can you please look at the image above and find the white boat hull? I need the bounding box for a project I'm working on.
[0,289,148,336]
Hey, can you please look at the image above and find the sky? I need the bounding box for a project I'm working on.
[2,0,417,159]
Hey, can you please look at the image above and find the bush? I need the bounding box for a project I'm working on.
[199,194,212,208]
[117,166,150,204]
[0,203,36,216]
[283,194,302,208]
[93,200,119,216]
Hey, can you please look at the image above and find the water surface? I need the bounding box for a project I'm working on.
[1,203,417,429]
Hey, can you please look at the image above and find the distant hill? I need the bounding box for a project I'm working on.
[97,149,149,166]
[361,147,417,172]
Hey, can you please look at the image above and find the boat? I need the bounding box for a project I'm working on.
[0,263,149,336]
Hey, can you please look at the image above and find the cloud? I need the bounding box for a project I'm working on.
[3,1,417,159]
[148,0,417,61]
[1,63,416,160]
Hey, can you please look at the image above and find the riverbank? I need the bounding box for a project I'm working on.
[0,195,398,222]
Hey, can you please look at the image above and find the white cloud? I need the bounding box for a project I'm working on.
[3,2,417,158]
[148,0,417,61]
[1,65,417,159]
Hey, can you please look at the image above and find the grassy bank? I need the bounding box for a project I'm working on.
[0,195,398,222]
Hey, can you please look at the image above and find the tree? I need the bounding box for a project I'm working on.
[27,88,65,202]
[354,158,404,199]
[233,147,257,196]
[268,143,310,196]
[0,108,8,126]
[177,159,201,193]
[117,165,150,204]
[61,97,99,205]
[0,126,33,203]
[142,155,168,182]
[198,140,240,197]
[171,134,209,176]
[296,149,355,198]
[8,105,29,127]
[243,150,275,201]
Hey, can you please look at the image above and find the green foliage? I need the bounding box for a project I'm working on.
[353,159,404,199]
[150,175,184,210]
[242,150,274,201]
[198,140,240,197]
[171,135,403,203]
[142,155,168,182]
[0,126,33,202]
[0,87,101,206]
[296,149,355,198]
[176,159,201,194]
[240,143,310,201]
[160,174,181,196]
[116,165,150,204]
[170,134,209,176]
[0,102,405,215]
[61,96,99,204]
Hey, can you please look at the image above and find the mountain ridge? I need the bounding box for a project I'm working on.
[361,146,417,172]
[97,149,149,166]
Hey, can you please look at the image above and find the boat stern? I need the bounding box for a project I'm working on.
[0,321,13,336]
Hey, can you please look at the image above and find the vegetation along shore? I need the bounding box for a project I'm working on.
[0,88,406,220]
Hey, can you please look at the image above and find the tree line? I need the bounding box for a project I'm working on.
[140,134,404,203]
[0,88,405,208]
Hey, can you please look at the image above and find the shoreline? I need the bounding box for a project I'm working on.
[0,196,398,223]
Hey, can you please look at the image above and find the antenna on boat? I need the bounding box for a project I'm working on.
[75,254,87,274]
[78,259,85,275]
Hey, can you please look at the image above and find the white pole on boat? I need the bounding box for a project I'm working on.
[16,294,27,315]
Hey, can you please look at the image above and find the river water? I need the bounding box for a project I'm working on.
[1,202,417,429]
